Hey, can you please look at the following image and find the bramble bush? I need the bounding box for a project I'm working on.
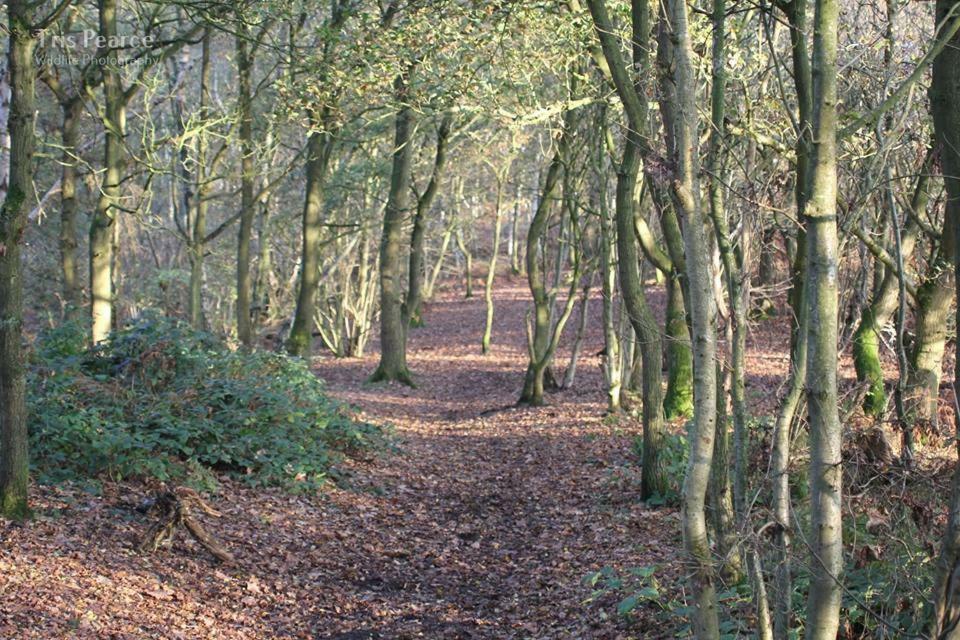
[28,314,386,491]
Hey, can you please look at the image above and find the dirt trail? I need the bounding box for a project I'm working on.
[0,279,676,639]
[310,279,677,638]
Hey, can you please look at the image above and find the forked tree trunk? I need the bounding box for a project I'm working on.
[520,124,567,406]
[407,115,452,328]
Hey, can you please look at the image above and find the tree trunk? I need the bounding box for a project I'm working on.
[562,286,590,389]
[520,127,567,406]
[236,25,256,347]
[657,0,722,635]
[663,273,693,418]
[287,125,332,357]
[906,237,954,432]
[803,1,842,637]
[482,176,504,354]
[60,98,83,316]
[90,0,124,344]
[0,1,36,520]
[853,150,929,416]
[928,3,960,631]
[407,115,452,328]
[188,31,211,330]
[371,74,416,385]
[456,227,474,299]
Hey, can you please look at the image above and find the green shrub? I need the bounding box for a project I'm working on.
[28,314,386,491]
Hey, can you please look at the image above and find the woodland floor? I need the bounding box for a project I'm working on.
[0,275,953,639]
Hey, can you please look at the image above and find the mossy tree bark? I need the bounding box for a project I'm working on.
[1,0,43,520]
[852,148,929,416]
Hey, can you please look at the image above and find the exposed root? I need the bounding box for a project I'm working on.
[139,485,235,564]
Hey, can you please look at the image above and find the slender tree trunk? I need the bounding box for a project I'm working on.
[853,150,929,416]
[0,1,36,520]
[188,30,211,330]
[710,363,742,584]
[599,164,622,412]
[60,98,82,316]
[456,227,474,299]
[510,183,522,275]
[803,1,842,637]
[90,0,124,344]
[371,74,416,385]
[482,176,504,354]
[425,217,453,300]
[236,25,256,347]
[407,115,452,328]
[928,4,960,633]
[785,0,814,359]
[562,286,590,389]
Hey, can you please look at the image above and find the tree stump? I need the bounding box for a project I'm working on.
[139,486,235,563]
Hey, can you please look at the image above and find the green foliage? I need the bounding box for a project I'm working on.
[632,431,689,506]
[28,315,387,491]
[582,565,663,620]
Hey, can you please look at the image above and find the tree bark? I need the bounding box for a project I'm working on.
[59,97,83,316]
[90,0,124,344]
[482,171,505,354]
[0,0,36,520]
[407,115,452,327]
[371,73,416,385]
[286,125,333,357]
[236,24,256,347]
[928,3,960,635]
[658,0,721,632]
[802,1,843,637]
[853,149,929,416]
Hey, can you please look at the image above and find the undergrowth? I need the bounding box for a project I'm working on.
[28,314,387,492]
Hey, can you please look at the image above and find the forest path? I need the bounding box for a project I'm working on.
[308,278,678,638]
[0,279,684,640]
